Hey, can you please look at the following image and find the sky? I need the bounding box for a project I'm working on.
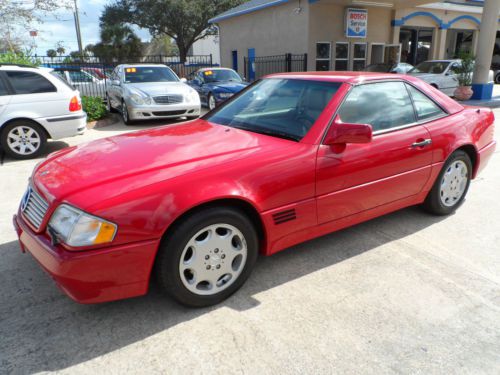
[32,0,150,56]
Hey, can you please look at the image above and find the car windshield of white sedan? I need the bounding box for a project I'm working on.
[124,67,178,83]
[203,69,242,83]
[409,61,448,74]
[205,79,341,141]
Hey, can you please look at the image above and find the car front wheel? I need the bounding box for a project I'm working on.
[208,94,216,110]
[155,207,258,307]
[1,120,47,159]
[423,150,472,215]
[121,101,133,125]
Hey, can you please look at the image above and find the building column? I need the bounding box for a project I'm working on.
[471,30,479,55]
[471,0,500,100]
[392,25,400,45]
[432,28,447,60]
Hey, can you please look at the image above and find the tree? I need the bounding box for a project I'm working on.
[89,24,142,63]
[46,49,57,59]
[101,0,244,63]
[56,41,66,56]
[0,0,71,52]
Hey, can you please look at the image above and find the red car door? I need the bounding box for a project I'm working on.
[316,81,434,224]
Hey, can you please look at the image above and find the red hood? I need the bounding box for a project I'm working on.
[33,119,289,202]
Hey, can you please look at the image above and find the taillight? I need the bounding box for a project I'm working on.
[69,96,82,112]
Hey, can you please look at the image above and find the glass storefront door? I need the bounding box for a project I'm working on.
[400,28,433,66]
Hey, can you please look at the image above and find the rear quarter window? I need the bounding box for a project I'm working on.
[6,71,57,94]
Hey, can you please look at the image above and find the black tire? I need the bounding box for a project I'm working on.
[155,207,259,307]
[121,100,133,125]
[186,116,199,120]
[495,72,500,84]
[0,120,47,160]
[422,150,472,215]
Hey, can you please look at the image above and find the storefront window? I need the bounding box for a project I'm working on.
[335,42,349,71]
[353,43,367,71]
[316,42,331,71]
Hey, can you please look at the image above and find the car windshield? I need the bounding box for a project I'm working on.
[124,66,179,83]
[409,61,449,74]
[202,69,242,83]
[205,78,341,141]
[365,64,391,72]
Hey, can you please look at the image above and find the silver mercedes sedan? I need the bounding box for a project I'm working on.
[106,64,201,125]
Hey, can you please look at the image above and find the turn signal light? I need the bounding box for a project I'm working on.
[69,96,82,112]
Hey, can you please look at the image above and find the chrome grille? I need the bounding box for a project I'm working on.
[21,186,49,230]
[154,95,183,105]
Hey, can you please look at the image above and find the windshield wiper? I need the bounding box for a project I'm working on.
[230,124,300,142]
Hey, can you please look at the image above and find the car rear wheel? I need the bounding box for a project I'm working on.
[423,150,472,215]
[0,120,47,160]
[495,72,500,84]
[155,207,258,307]
[121,101,133,125]
[208,94,216,110]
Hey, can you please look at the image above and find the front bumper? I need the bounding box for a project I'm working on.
[128,102,201,121]
[13,213,160,304]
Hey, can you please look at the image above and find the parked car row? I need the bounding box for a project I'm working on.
[365,59,495,97]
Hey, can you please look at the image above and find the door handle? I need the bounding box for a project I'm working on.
[411,139,432,148]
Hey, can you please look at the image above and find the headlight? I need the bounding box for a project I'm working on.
[218,92,233,99]
[48,204,117,247]
[185,89,200,103]
[129,93,152,105]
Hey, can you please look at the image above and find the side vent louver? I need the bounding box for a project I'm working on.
[272,209,297,225]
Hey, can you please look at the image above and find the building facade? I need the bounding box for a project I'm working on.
[210,0,500,77]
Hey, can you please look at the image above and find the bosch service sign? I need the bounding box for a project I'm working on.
[345,8,368,38]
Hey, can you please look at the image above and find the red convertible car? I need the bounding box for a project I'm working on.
[13,72,496,307]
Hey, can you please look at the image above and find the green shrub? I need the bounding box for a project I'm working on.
[82,96,107,122]
[0,51,40,66]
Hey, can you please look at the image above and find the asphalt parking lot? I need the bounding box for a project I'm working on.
[0,112,499,374]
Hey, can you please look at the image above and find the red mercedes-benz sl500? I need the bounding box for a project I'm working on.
[13,72,496,307]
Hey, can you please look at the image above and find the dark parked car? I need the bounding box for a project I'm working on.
[188,68,248,110]
[365,62,414,74]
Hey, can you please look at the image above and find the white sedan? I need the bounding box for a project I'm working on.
[408,59,494,97]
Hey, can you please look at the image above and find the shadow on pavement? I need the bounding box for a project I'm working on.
[0,206,447,373]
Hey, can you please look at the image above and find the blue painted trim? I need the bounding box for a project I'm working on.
[444,14,481,28]
[471,83,494,100]
[209,0,291,23]
[392,11,483,29]
[248,48,256,81]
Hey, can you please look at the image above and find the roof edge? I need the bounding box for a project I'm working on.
[209,0,291,23]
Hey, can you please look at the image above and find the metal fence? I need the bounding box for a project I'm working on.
[244,53,308,81]
[37,55,216,99]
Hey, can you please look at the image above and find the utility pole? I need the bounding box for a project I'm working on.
[73,0,84,56]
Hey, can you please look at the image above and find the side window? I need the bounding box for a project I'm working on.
[5,71,57,94]
[406,84,446,121]
[68,70,93,83]
[448,63,461,75]
[0,76,9,96]
[337,81,416,132]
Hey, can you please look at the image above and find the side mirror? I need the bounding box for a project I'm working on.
[110,79,120,86]
[180,77,188,83]
[324,115,372,145]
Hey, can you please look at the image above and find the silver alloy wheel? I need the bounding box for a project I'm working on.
[440,160,468,207]
[208,95,216,110]
[179,223,248,296]
[7,126,41,156]
[122,102,128,122]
